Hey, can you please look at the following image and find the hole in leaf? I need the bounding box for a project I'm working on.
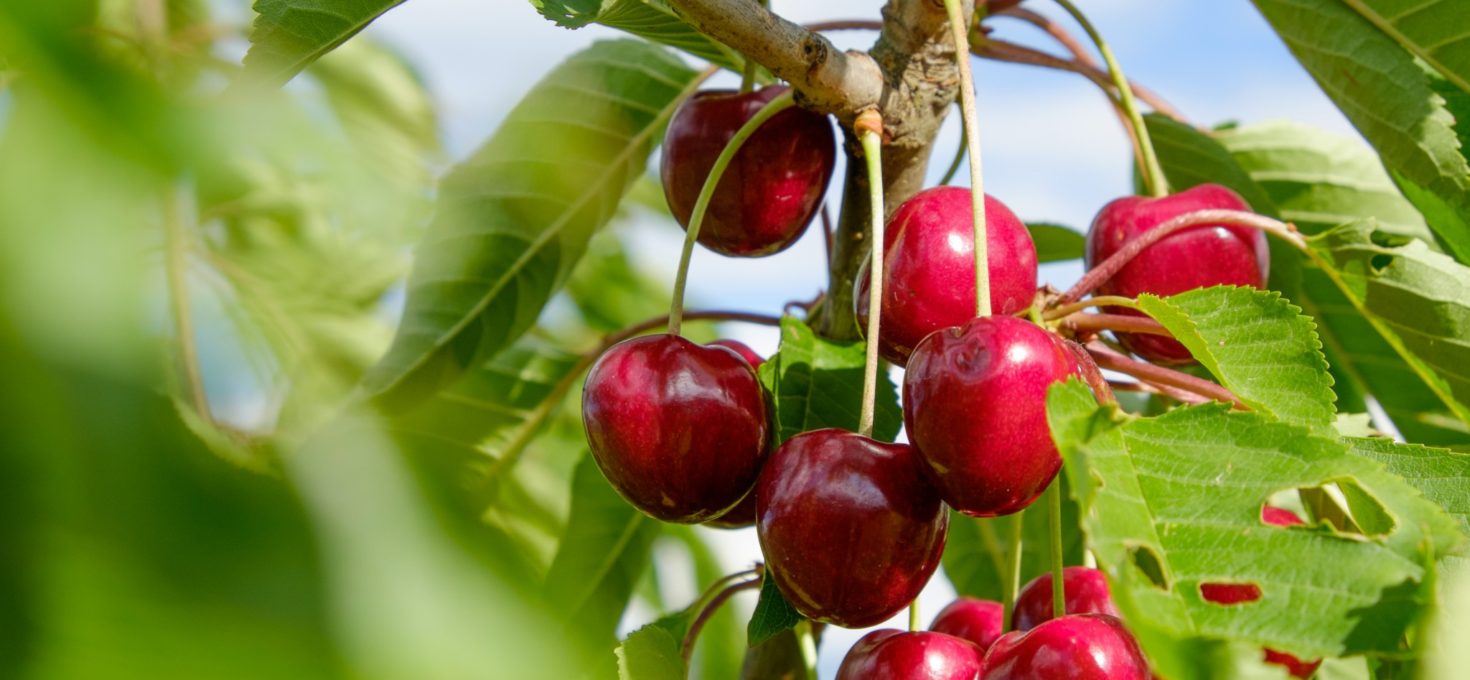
[1369,254,1393,274]
[1199,581,1262,605]
[1294,480,1394,540]
[1369,230,1411,248]
[1336,480,1394,538]
[1127,545,1168,590]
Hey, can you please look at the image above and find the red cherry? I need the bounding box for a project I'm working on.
[836,630,985,680]
[708,338,765,368]
[1263,649,1323,679]
[660,86,836,257]
[581,334,769,522]
[930,597,1005,651]
[856,186,1038,365]
[1084,184,1268,363]
[982,614,1149,680]
[1012,567,1121,631]
[1261,506,1306,527]
[903,316,1079,516]
[755,429,948,627]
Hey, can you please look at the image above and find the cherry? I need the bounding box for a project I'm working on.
[836,630,984,680]
[929,597,1005,651]
[699,339,766,529]
[1197,506,1321,679]
[660,85,836,257]
[755,428,948,627]
[982,614,1149,680]
[707,338,766,369]
[581,334,769,523]
[903,315,1079,516]
[1084,184,1268,363]
[856,186,1038,365]
[1012,566,1120,631]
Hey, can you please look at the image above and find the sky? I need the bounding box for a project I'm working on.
[341,1,1362,675]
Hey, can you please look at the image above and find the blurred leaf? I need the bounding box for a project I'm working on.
[943,479,1083,602]
[668,528,747,679]
[565,229,670,333]
[616,612,689,680]
[1252,0,1470,263]
[360,40,698,407]
[1137,286,1336,428]
[1026,222,1085,263]
[1337,0,1470,97]
[1048,380,1459,662]
[1307,221,1470,435]
[765,316,901,444]
[747,574,802,648]
[545,455,662,669]
[243,0,407,86]
[530,0,741,69]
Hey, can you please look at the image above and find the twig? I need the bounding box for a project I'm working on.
[164,187,209,422]
[806,19,884,32]
[1108,380,1210,405]
[1086,342,1245,409]
[1060,312,1172,338]
[682,577,761,662]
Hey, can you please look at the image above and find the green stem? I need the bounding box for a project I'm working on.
[909,600,920,632]
[795,620,818,680]
[739,0,769,93]
[668,91,796,335]
[164,185,209,423]
[1001,510,1025,632]
[938,102,967,185]
[941,0,990,317]
[1043,295,1140,320]
[857,126,885,438]
[1051,0,1167,198]
[1048,480,1065,619]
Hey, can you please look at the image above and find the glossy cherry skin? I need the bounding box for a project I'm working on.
[903,315,1079,516]
[660,86,836,257]
[755,429,948,627]
[930,597,1005,652]
[582,334,769,523]
[701,340,766,529]
[1199,507,1321,679]
[982,614,1149,680]
[707,339,766,369]
[856,186,1038,365]
[1085,184,1268,363]
[1012,567,1121,631]
[836,630,985,680]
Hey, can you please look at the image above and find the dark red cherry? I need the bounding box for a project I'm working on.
[708,339,765,368]
[836,630,984,680]
[930,597,1005,651]
[982,614,1149,680]
[1012,567,1121,631]
[755,429,948,627]
[903,315,1079,516]
[582,334,769,523]
[1084,184,1268,363]
[660,85,836,257]
[856,186,1038,365]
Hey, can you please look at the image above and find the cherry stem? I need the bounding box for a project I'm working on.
[1001,511,1025,632]
[668,91,797,336]
[1085,341,1247,409]
[1043,295,1139,320]
[1047,480,1065,620]
[739,0,769,93]
[856,113,886,438]
[1049,0,1167,198]
[939,101,966,185]
[1064,339,1118,406]
[909,600,920,632]
[1056,210,1306,306]
[796,620,818,680]
[942,0,992,318]
[1061,312,1172,338]
[681,577,760,663]
[1109,380,1210,405]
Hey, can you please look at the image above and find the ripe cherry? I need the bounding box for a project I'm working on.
[1012,566,1120,631]
[1084,184,1268,363]
[856,186,1038,365]
[755,429,948,627]
[836,630,984,680]
[982,614,1149,680]
[581,334,769,523]
[930,597,1005,651]
[903,315,1079,516]
[708,338,765,369]
[1198,507,1321,679]
[701,339,766,529]
[660,85,836,257]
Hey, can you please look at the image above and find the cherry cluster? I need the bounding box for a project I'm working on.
[581,85,1301,678]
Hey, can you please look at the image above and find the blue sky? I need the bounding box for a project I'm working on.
[352,2,1362,674]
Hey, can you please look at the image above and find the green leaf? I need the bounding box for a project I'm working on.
[360,40,698,407]
[765,316,901,444]
[616,612,690,680]
[1047,380,1460,660]
[243,0,407,86]
[544,455,662,651]
[1251,0,1470,263]
[1307,220,1470,434]
[1337,0,1470,97]
[747,574,802,648]
[1145,114,1279,213]
[943,483,1084,602]
[530,0,741,70]
[1136,286,1336,428]
[1346,436,1470,556]
[1026,222,1086,263]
